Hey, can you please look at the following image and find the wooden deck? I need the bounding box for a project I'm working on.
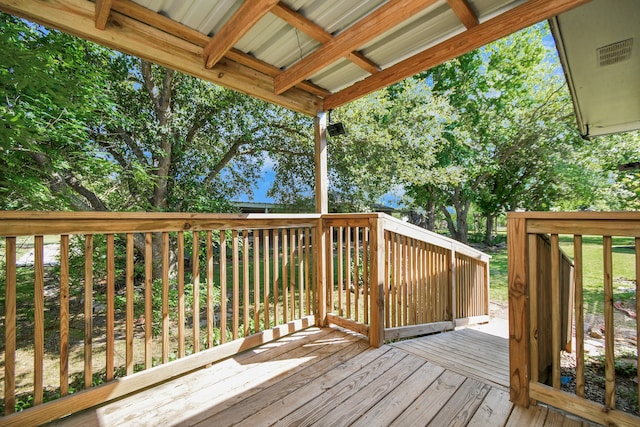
[54,322,595,427]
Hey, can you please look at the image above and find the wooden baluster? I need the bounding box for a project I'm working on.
[551,234,561,389]
[338,227,343,317]
[283,229,289,323]
[232,230,239,340]
[273,230,279,325]
[126,233,134,375]
[603,235,615,410]
[574,235,584,397]
[193,230,200,353]
[206,230,214,348]
[402,235,408,326]
[177,231,185,358]
[59,235,69,396]
[254,229,260,332]
[34,235,44,404]
[392,232,399,327]
[289,228,295,321]
[305,227,311,316]
[220,230,227,344]
[144,232,153,369]
[5,237,16,414]
[354,227,360,322]
[327,226,334,314]
[84,234,94,388]
[298,228,304,318]
[263,230,270,328]
[363,227,369,324]
[384,231,390,328]
[346,227,352,319]
[528,235,539,386]
[162,232,170,364]
[243,230,250,336]
[106,234,115,381]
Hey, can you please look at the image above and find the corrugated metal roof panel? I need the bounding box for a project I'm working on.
[128,0,548,94]
[309,59,370,93]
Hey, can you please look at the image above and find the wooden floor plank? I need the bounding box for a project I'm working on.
[272,347,408,426]
[237,345,393,427]
[395,338,509,373]
[191,337,371,426]
[393,340,509,389]
[428,378,491,426]
[317,353,427,426]
[390,369,467,426]
[350,362,446,427]
[506,404,549,427]
[467,387,514,426]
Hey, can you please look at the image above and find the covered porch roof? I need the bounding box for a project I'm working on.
[1,0,590,117]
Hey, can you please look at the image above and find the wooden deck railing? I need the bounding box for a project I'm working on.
[508,212,640,427]
[0,212,320,426]
[0,211,489,426]
[323,214,490,344]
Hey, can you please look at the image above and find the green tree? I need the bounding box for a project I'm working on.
[407,24,582,243]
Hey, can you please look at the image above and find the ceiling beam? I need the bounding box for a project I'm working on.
[274,0,439,95]
[110,0,329,97]
[0,0,322,116]
[447,0,478,29]
[94,0,112,30]
[203,0,280,69]
[271,2,380,75]
[324,0,592,110]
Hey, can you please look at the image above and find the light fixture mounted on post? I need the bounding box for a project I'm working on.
[327,109,346,137]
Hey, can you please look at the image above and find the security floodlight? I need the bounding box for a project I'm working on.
[327,109,346,136]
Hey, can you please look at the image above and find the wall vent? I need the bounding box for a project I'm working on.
[597,38,633,66]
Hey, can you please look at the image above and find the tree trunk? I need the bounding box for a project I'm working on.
[484,214,495,245]
[425,199,436,231]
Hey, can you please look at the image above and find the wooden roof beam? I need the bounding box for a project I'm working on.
[274,0,439,95]
[110,0,329,98]
[203,0,280,69]
[324,0,592,110]
[271,2,380,75]
[0,0,322,116]
[95,0,113,30]
[447,0,478,29]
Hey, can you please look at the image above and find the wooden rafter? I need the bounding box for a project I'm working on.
[271,2,380,75]
[94,0,112,30]
[109,0,329,98]
[0,0,322,116]
[447,0,478,29]
[203,0,280,70]
[274,0,439,95]
[324,0,592,110]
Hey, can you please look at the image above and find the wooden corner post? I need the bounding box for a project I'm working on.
[314,112,328,327]
[507,214,530,406]
[369,215,385,347]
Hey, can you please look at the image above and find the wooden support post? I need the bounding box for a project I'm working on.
[508,214,530,406]
[314,111,328,214]
[314,218,327,327]
[450,248,457,326]
[369,215,385,347]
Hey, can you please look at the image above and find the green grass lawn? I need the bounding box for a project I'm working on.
[489,236,637,314]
